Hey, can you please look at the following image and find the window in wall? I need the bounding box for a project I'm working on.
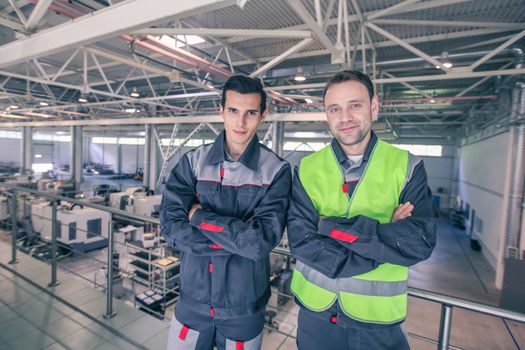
[0,130,21,139]
[32,163,53,173]
[391,144,443,157]
[87,219,102,238]
[92,137,117,144]
[33,134,71,142]
[57,220,62,239]
[69,222,77,241]
[118,138,145,145]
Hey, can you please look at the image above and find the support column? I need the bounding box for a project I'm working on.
[271,121,285,157]
[117,142,122,175]
[21,126,33,172]
[143,124,158,192]
[70,126,83,191]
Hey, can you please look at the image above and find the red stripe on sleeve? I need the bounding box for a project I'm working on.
[236,341,244,350]
[209,244,223,249]
[329,229,359,243]
[199,222,224,232]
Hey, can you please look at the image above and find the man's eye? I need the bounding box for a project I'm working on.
[228,108,238,114]
[328,106,340,114]
[247,111,258,117]
[350,103,361,110]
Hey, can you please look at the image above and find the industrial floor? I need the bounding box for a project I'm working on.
[1,219,524,350]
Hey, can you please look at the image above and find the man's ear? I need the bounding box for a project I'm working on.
[371,95,379,122]
[261,109,268,121]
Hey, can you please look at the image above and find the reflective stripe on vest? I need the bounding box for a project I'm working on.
[295,261,408,296]
[291,140,410,324]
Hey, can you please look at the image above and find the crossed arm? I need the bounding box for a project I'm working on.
[160,154,292,261]
[287,162,438,279]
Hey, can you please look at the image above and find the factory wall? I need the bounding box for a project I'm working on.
[89,142,119,172]
[457,132,511,270]
[121,144,144,174]
[0,137,21,165]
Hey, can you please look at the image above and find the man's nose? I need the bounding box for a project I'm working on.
[237,113,247,126]
[341,108,354,122]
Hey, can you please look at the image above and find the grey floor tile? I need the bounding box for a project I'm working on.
[506,320,525,348]
[40,315,85,340]
[0,304,18,324]
[142,328,169,350]
[6,328,57,350]
[85,322,119,341]
[60,286,105,307]
[0,286,35,305]
[42,342,69,350]
[117,315,167,344]
[92,338,140,350]
[59,327,107,350]
[0,316,38,341]
[101,305,146,330]
[77,295,108,318]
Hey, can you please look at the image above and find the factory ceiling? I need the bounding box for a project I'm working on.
[0,0,524,140]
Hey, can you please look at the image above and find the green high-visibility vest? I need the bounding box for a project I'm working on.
[290,140,409,324]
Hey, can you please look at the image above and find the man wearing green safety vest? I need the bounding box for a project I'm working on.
[288,70,438,350]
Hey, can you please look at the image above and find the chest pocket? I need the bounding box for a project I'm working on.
[196,181,219,208]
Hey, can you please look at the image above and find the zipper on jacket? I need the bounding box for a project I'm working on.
[330,143,378,218]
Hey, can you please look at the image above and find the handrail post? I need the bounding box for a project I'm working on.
[104,218,117,319]
[8,190,18,265]
[48,200,60,287]
[438,304,453,350]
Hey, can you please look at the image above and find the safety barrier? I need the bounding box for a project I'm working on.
[1,184,525,349]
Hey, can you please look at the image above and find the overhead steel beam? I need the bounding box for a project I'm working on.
[372,19,525,29]
[223,0,472,44]
[287,0,341,58]
[267,68,525,91]
[85,47,180,82]
[0,109,470,127]
[232,27,524,66]
[366,22,447,70]
[366,0,420,20]
[0,13,24,31]
[468,28,525,71]
[7,0,26,25]
[25,0,53,31]
[382,71,432,98]
[0,0,231,68]
[0,113,326,127]
[249,38,314,78]
[133,27,312,38]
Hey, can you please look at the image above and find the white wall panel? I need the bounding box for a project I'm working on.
[89,142,118,173]
[121,144,144,174]
[458,132,511,270]
[0,138,21,165]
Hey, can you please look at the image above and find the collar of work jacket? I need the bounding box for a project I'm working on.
[330,130,378,170]
[206,130,260,171]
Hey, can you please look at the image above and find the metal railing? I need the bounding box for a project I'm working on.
[2,183,525,349]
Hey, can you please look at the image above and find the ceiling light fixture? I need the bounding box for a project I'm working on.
[125,108,139,114]
[78,96,87,103]
[304,98,313,104]
[294,67,306,82]
[8,105,18,110]
[436,51,453,70]
[130,87,140,98]
[39,101,49,106]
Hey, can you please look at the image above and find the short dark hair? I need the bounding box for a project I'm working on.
[221,75,267,113]
[323,70,375,101]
